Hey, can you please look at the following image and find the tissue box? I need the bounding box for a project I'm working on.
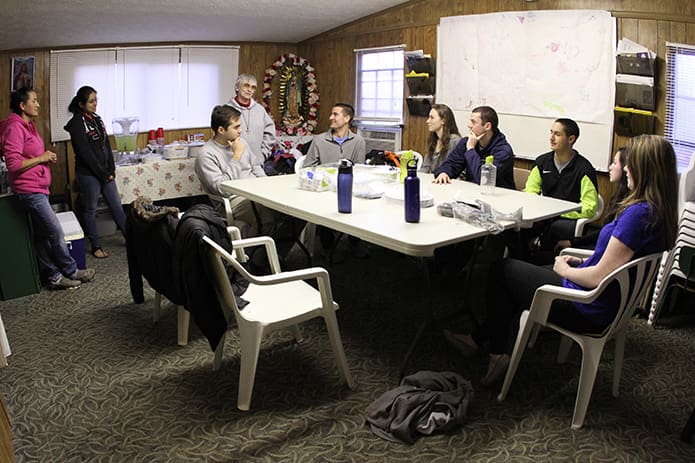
[56,211,86,270]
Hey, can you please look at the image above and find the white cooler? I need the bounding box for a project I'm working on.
[56,211,86,270]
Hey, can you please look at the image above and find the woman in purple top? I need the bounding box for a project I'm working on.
[444,135,679,386]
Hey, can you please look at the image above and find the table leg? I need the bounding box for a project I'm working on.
[399,256,433,379]
[399,237,483,379]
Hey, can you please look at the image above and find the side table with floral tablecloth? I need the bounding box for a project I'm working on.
[115,158,204,204]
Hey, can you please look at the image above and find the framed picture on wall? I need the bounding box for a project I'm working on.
[11,56,35,92]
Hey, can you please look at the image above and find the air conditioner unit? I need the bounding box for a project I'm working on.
[357,126,403,153]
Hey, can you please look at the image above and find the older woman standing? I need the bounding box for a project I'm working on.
[0,88,95,289]
[64,85,126,258]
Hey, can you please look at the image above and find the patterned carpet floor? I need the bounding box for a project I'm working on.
[1,233,695,462]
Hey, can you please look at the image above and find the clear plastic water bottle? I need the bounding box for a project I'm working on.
[404,159,420,223]
[480,155,496,195]
[337,159,353,213]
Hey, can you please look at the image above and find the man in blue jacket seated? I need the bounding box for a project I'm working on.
[432,105,515,189]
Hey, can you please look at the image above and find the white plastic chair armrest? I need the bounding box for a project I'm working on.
[536,284,600,304]
[226,226,247,261]
[216,239,331,287]
[222,196,234,225]
[230,236,281,272]
[574,195,604,237]
[560,248,594,259]
[243,267,331,286]
[574,217,589,237]
[529,283,601,326]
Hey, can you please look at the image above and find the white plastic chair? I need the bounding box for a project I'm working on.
[0,314,10,368]
[574,194,604,238]
[678,151,695,213]
[203,228,354,411]
[648,203,695,325]
[513,167,531,192]
[152,211,190,346]
[151,293,190,346]
[294,154,307,173]
[497,251,663,429]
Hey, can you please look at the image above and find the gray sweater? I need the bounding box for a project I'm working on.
[304,129,366,166]
[225,97,277,166]
[420,134,462,174]
[194,138,265,200]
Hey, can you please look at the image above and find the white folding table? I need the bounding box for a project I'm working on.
[220,173,579,257]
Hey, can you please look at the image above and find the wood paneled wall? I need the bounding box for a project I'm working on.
[0,43,296,198]
[2,1,694,205]
[297,0,695,208]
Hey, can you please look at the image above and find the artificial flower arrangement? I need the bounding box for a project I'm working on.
[262,53,319,136]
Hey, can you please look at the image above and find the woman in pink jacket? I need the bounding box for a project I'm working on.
[1,88,95,290]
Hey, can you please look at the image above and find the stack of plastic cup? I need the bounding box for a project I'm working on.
[156,127,165,146]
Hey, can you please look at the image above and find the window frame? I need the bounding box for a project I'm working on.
[353,45,405,126]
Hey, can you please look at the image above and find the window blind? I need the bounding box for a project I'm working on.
[665,42,695,172]
[50,46,239,143]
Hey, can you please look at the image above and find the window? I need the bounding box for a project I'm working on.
[49,46,239,142]
[665,42,695,171]
[354,46,405,125]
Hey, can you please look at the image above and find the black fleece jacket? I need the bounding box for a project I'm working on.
[64,112,115,183]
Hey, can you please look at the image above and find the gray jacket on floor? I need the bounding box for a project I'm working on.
[365,370,474,444]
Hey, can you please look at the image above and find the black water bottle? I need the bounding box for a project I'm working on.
[337,159,353,213]
[404,159,420,223]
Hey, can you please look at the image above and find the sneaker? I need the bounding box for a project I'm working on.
[49,276,81,290]
[70,268,96,283]
[443,329,479,358]
[480,354,510,387]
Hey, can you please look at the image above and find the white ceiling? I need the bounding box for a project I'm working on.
[2,0,411,51]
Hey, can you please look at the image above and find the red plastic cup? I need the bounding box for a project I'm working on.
[156,127,164,138]
[148,129,156,140]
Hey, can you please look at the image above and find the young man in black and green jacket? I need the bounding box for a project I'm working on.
[522,118,599,256]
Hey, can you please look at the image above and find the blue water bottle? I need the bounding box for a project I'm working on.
[404,158,420,223]
[337,159,353,213]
